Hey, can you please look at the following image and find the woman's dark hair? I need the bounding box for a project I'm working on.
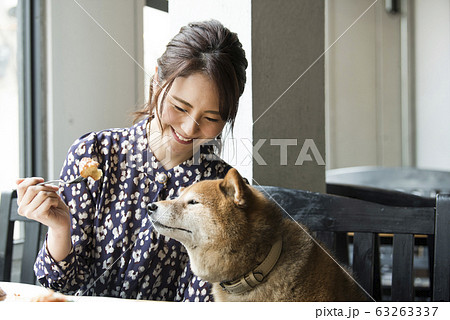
[134,20,248,133]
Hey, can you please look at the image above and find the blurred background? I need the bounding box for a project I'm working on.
[0,0,449,191]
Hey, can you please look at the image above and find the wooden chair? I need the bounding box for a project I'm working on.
[254,185,450,302]
[0,189,45,284]
[326,166,450,299]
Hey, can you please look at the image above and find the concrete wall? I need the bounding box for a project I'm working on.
[252,1,325,192]
[46,0,144,179]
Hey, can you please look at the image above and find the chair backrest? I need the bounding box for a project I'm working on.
[326,166,450,301]
[0,189,45,284]
[326,166,450,198]
[254,185,450,302]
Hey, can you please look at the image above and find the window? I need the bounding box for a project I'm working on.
[0,0,20,191]
[143,2,170,102]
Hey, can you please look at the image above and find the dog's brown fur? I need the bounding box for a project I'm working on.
[148,168,368,301]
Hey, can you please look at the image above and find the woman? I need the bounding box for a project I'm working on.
[16,20,247,301]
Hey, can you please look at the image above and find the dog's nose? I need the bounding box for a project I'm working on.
[147,203,158,213]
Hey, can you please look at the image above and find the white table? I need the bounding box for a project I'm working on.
[0,281,147,302]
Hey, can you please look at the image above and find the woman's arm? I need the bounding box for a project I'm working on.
[32,132,102,293]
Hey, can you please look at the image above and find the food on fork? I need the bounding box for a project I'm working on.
[30,289,68,302]
[0,286,6,301]
[79,157,103,181]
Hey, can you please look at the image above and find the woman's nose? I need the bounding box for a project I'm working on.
[181,116,199,137]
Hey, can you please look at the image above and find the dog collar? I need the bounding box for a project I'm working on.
[219,238,283,295]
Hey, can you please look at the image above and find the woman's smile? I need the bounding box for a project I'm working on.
[171,126,193,144]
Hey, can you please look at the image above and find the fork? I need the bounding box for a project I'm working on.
[37,176,87,186]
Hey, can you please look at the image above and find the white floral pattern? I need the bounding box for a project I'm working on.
[33,118,231,301]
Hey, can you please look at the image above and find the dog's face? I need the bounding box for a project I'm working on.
[147,168,263,281]
[148,168,250,249]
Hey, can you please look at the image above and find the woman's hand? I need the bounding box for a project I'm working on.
[16,178,70,232]
[16,178,72,261]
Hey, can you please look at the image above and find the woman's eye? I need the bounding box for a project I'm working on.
[205,117,219,123]
[173,105,187,113]
[187,199,198,205]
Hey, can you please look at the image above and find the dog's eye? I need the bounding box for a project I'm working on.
[187,199,199,205]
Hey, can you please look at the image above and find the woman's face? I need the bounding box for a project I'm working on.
[155,72,225,161]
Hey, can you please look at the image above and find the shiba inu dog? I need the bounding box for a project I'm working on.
[147,168,368,301]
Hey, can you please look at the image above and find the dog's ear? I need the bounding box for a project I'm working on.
[219,168,248,208]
